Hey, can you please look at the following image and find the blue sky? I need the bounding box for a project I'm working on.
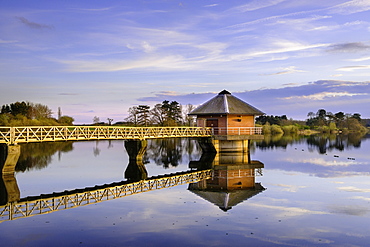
[1,0,370,123]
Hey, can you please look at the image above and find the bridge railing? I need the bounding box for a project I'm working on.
[0,126,213,145]
[211,127,263,135]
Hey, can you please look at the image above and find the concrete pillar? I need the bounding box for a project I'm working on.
[1,173,20,203]
[197,137,217,153]
[1,144,21,175]
[124,140,148,181]
[0,144,21,204]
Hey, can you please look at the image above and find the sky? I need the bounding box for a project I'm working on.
[1,0,370,124]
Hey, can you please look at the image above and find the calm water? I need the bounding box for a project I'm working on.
[1,134,370,247]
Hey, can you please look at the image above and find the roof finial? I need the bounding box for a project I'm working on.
[218,90,231,95]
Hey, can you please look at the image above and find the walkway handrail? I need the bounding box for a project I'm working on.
[211,127,263,135]
[0,126,213,145]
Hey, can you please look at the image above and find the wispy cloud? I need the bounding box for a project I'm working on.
[225,9,323,31]
[337,65,370,71]
[58,93,79,96]
[348,56,370,62]
[327,42,370,53]
[329,0,370,15]
[281,91,368,100]
[338,186,370,193]
[16,16,53,29]
[248,202,327,217]
[203,4,219,8]
[0,38,18,44]
[260,66,305,76]
[58,55,196,72]
[71,7,113,12]
[272,183,307,192]
[229,0,286,12]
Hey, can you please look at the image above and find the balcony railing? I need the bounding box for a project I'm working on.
[211,127,263,135]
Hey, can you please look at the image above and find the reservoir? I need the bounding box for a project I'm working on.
[1,134,370,246]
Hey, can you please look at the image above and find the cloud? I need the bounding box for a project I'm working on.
[225,41,329,61]
[141,41,156,53]
[229,0,286,12]
[337,186,370,193]
[58,55,195,72]
[260,66,305,76]
[203,4,218,8]
[71,7,113,12]
[337,65,370,71]
[58,93,79,96]
[328,204,370,216]
[281,91,368,100]
[329,0,370,15]
[0,39,18,44]
[248,202,327,217]
[327,42,370,53]
[348,56,370,62]
[135,80,370,120]
[225,9,322,30]
[285,157,362,167]
[272,183,307,192]
[16,17,53,29]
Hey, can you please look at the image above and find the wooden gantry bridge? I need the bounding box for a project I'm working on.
[0,169,213,223]
[0,126,213,145]
[0,126,262,145]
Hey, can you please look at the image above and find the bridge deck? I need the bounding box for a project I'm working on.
[0,126,213,145]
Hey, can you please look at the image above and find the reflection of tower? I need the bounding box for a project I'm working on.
[124,140,148,182]
[189,138,265,211]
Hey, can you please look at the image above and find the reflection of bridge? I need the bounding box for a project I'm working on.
[0,169,212,223]
[0,126,213,145]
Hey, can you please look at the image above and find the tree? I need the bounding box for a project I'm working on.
[28,103,53,119]
[58,107,62,120]
[334,112,345,128]
[182,104,195,126]
[150,104,166,126]
[161,100,182,125]
[125,106,140,126]
[352,113,361,122]
[137,105,150,126]
[1,105,11,114]
[10,101,30,116]
[58,116,74,125]
[93,116,100,124]
[107,118,113,125]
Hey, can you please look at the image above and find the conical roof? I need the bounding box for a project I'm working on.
[188,183,266,211]
[189,90,264,115]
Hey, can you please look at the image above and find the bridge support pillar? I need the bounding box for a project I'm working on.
[0,144,21,204]
[124,140,148,181]
[1,144,21,175]
[197,137,217,153]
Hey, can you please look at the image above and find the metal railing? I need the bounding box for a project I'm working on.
[0,169,212,222]
[0,126,213,145]
[211,127,263,135]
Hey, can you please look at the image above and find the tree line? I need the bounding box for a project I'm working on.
[0,101,74,126]
[123,100,195,126]
[256,109,368,134]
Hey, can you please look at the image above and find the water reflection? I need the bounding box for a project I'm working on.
[255,133,368,153]
[0,138,265,222]
[1,135,370,246]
